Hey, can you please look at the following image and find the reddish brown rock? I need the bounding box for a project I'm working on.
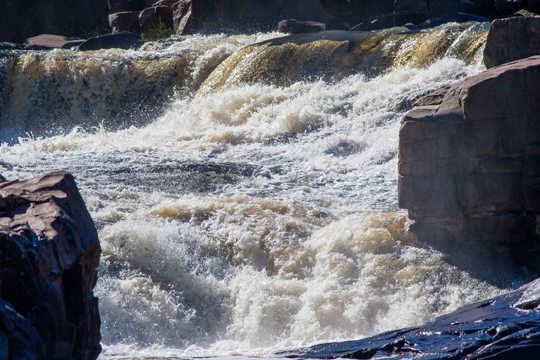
[399,56,540,268]
[484,16,540,68]
[26,34,85,49]
[0,171,101,359]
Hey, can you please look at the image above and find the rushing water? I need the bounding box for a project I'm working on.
[0,22,523,358]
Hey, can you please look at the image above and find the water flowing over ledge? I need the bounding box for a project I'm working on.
[0,22,488,141]
[1,21,530,359]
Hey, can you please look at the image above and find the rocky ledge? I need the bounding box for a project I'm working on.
[0,172,101,359]
[284,278,540,359]
[398,54,540,271]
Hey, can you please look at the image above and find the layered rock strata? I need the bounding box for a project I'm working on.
[398,55,540,269]
[0,172,101,359]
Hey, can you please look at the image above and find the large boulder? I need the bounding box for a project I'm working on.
[0,171,101,359]
[0,0,109,43]
[484,16,540,68]
[398,55,540,269]
[285,278,540,359]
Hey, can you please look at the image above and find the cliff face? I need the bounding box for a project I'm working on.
[0,172,101,359]
[398,55,540,268]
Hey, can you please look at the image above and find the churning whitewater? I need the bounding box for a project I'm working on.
[0,24,515,358]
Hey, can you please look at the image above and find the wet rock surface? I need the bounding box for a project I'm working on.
[398,55,540,270]
[77,32,142,50]
[284,279,540,359]
[0,172,101,359]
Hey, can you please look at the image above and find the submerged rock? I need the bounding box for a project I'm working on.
[284,278,540,359]
[0,172,101,359]
[484,16,540,68]
[398,55,540,271]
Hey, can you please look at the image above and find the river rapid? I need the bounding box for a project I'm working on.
[0,23,528,359]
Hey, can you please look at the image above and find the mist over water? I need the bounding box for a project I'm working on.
[0,24,515,358]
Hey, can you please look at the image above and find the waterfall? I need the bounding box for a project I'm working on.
[0,21,516,359]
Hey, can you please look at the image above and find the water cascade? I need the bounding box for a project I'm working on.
[0,22,523,358]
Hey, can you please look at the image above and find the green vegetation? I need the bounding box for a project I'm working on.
[144,20,175,41]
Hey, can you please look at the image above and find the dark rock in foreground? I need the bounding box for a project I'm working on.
[398,55,540,272]
[0,172,101,359]
[284,279,540,359]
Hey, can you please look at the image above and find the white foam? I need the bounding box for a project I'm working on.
[1,36,502,359]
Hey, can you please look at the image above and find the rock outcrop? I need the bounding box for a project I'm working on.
[284,278,540,359]
[0,172,101,359]
[484,16,540,68]
[26,34,85,50]
[107,0,330,36]
[398,55,540,270]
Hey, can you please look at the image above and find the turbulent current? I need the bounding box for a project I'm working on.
[0,23,526,358]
